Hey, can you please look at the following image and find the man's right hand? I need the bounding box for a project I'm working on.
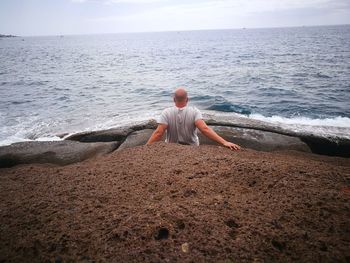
[223,141,241,151]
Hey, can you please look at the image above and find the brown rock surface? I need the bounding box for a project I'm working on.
[0,143,349,262]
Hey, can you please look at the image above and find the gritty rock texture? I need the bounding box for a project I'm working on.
[0,143,349,262]
[0,141,119,168]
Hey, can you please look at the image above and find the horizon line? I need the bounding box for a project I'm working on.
[5,23,350,38]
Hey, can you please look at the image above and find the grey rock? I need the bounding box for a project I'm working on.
[118,129,164,151]
[65,119,157,142]
[65,127,131,142]
[199,126,311,152]
[298,135,350,158]
[203,113,350,157]
[130,119,158,130]
[0,141,119,168]
[117,126,311,153]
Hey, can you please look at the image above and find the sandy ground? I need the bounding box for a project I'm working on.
[0,142,349,262]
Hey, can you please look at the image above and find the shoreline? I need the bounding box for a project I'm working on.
[1,110,349,148]
[0,117,349,169]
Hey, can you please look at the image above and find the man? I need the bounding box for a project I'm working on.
[147,87,241,151]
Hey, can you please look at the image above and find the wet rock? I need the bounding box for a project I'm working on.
[0,141,119,168]
[299,136,350,158]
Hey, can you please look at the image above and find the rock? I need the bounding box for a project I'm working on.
[0,34,17,38]
[0,141,119,168]
[130,119,158,131]
[118,129,165,151]
[203,113,292,136]
[299,136,350,158]
[56,133,69,139]
[65,119,157,143]
[199,126,311,152]
[58,116,349,157]
[65,127,131,142]
[203,114,350,157]
[116,126,310,153]
[181,243,189,253]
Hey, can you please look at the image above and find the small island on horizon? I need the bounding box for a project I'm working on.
[0,34,17,38]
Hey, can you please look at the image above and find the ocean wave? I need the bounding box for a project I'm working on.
[202,110,350,139]
[249,114,350,128]
[315,72,331,79]
[191,95,251,115]
[206,103,251,115]
[248,114,350,139]
[191,95,221,101]
[0,135,62,147]
[10,100,33,105]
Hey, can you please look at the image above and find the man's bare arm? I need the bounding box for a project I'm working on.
[147,124,167,145]
[195,119,241,150]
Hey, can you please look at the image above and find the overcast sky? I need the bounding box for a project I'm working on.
[0,0,349,36]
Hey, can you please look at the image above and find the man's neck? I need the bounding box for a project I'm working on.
[175,102,187,108]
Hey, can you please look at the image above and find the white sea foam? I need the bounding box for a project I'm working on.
[36,136,63,142]
[1,110,349,147]
[0,135,63,147]
[0,110,161,146]
[202,110,350,139]
[249,114,350,128]
[249,114,350,139]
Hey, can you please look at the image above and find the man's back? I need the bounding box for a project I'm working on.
[147,87,240,151]
[158,106,202,145]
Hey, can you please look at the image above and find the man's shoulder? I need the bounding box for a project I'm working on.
[162,106,176,114]
[189,106,200,110]
[186,106,201,113]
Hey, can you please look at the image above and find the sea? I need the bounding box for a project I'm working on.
[0,25,349,146]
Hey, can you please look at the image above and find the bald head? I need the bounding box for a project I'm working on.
[174,88,188,105]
